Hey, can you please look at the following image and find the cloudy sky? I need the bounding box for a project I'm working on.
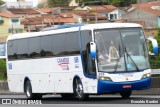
[3,0,40,7]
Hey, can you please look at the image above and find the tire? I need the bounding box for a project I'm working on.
[25,81,42,99]
[61,94,74,98]
[120,91,132,98]
[73,79,89,101]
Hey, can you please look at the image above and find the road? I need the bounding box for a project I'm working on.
[0,94,160,106]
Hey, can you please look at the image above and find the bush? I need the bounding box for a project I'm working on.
[149,27,160,69]
[0,59,7,80]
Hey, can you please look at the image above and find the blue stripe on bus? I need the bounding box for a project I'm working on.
[97,78,151,94]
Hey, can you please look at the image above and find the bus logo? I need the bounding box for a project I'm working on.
[57,58,69,70]
[74,57,79,63]
[8,63,12,70]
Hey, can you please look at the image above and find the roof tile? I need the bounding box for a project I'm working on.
[0,12,19,18]
[8,9,40,15]
[132,3,160,16]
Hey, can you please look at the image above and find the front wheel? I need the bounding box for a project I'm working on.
[74,79,89,101]
[120,91,132,98]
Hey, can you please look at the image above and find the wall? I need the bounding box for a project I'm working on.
[122,8,157,28]
[0,17,10,36]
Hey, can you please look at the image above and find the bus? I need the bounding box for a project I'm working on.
[6,23,158,100]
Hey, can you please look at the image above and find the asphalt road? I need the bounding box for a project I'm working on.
[0,94,160,107]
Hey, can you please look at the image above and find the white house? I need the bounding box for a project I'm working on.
[108,9,125,21]
[6,1,33,9]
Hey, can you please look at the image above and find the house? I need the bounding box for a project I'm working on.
[122,2,160,28]
[0,12,24,37]
[37,7,61,16]
[21,16,51,32]
[5,1,33,9]
[76,5,125,21]
[7,8,41,19]
[88,5,117,18]
[60,6,77,13]
[0,1,33,12]
[73,10,107,23]
[108,9,125,21]
[21,14,78,32]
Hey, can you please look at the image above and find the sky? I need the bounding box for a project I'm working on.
[3,0,40,7]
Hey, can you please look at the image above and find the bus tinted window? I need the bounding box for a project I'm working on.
[8,40,18,60]
[29,37,40,58]
[66,32,80,55]
[53,33,67,56]
[40,35,54,57]
[17,39,29,59]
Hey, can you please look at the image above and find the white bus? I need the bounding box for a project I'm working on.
[6,23,158,100]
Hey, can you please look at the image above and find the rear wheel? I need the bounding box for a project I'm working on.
[120,91,132,98]
[25,81,42,99]
[73,79,89,101]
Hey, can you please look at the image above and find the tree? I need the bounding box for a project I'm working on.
[38,0,48,8]
[149,27,160,69]
[47,0,70,7]
[107,0,137,7]
[0,59,7,80]
[0,0,5,5]
[75,0,137,6]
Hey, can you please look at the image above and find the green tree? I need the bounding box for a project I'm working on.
[0,59,7,80]
[47,0,70,7]
[75,0,137,6]
[0,0,5,5]
[149,28,160,69]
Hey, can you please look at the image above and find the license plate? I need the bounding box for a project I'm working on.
[123,85,132,88]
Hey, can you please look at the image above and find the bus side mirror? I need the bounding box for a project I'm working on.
[90,42,96,59]
[147,37,158,55]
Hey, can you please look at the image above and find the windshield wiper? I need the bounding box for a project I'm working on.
[124,47,140,71]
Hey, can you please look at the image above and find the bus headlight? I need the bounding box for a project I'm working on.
[98,76,112,81]
[142,73,151,79]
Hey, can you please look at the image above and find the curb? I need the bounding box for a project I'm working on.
[0,90,24,95]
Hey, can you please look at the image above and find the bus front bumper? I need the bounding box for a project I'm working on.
[97,78,151,94]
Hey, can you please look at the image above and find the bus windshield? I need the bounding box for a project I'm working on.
[95,28,150,72]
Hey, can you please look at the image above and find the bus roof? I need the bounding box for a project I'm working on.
[7,23,142,41]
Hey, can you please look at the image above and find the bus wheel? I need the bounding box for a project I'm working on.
[25,81,34,99]
[25,81,42,99]
[74,79,89,101]
[120,91,132,98]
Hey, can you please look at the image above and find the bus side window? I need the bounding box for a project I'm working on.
[28,37,41,58]
[40,35,54,57]
[53,33,67,56]
[17,39,29,59]
[66,32,80,55]
[7,40,18,60]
